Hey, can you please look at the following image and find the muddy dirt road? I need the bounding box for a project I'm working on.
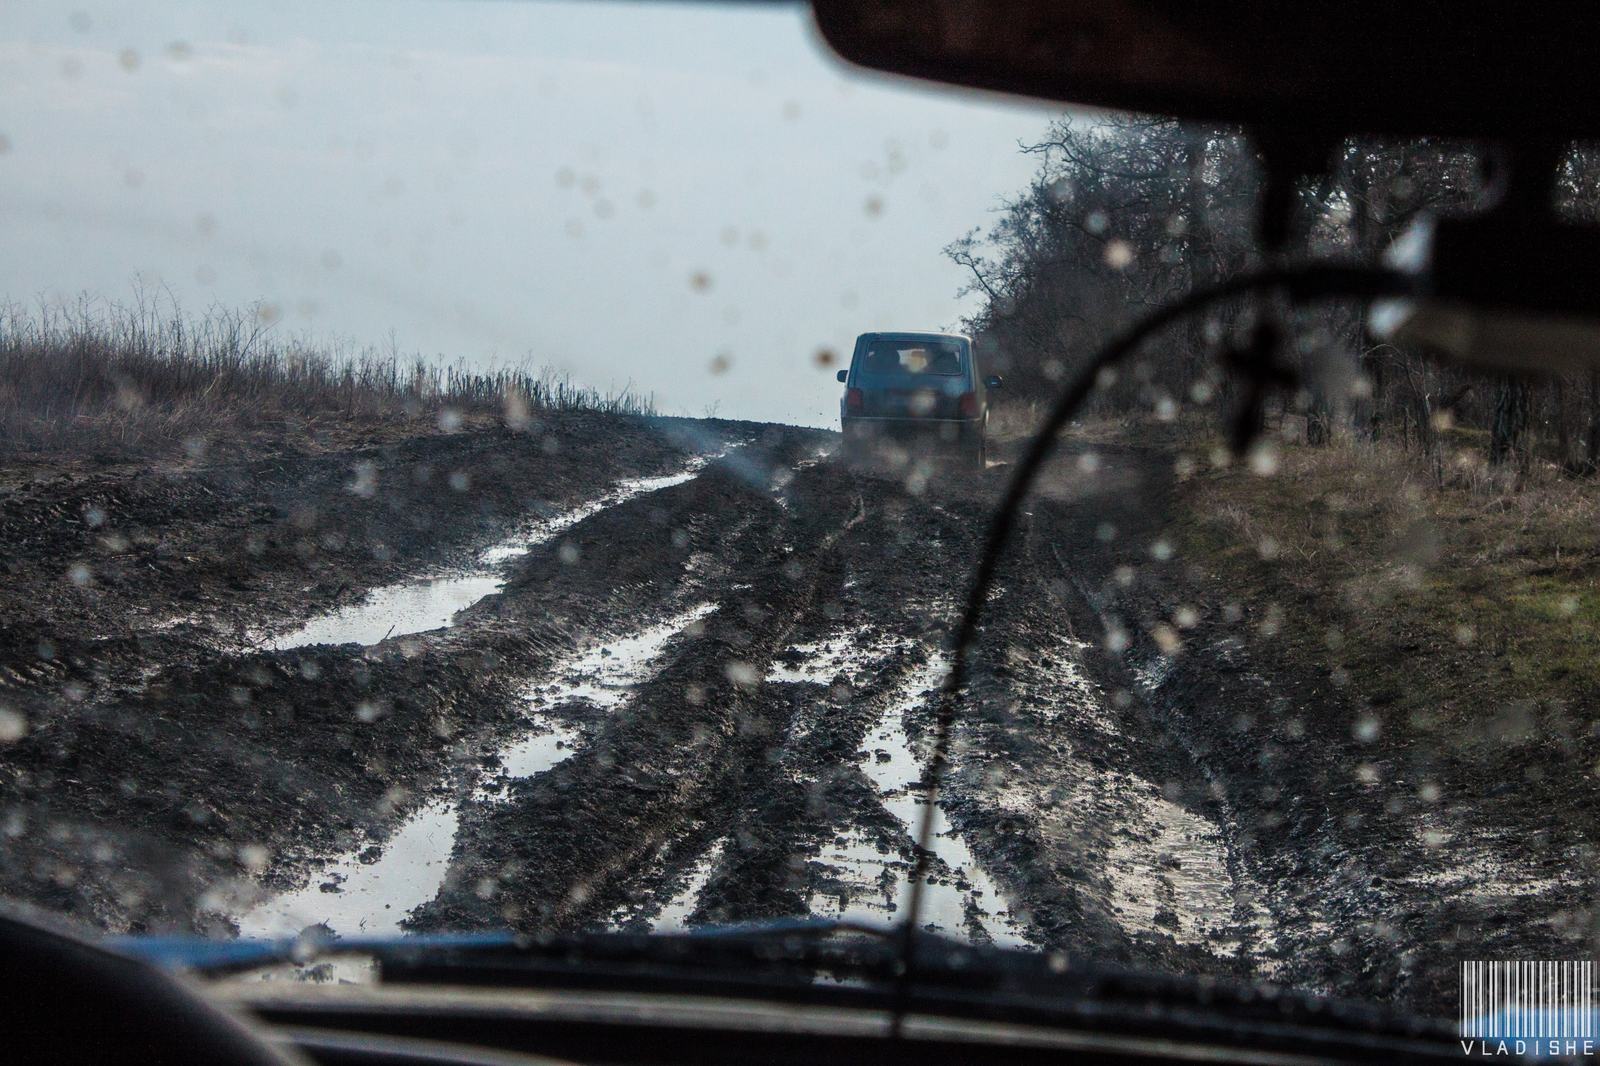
[3,409,1565,1016]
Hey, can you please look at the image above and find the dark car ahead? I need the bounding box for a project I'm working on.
[836,331,1001,468]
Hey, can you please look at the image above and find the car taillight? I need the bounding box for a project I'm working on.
[846,388,864,412]
[958,392,979,418]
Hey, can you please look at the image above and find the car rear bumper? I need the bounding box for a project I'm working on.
[842,416,982,445]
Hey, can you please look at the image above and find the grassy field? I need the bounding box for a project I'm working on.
[0,300,655,461]
[1166,423,1600,754]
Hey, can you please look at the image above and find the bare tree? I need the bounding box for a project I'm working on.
[950,116,1554,466]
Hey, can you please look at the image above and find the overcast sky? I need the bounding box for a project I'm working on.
[0,1,1058,426]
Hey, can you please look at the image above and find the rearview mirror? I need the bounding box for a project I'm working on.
[811,0,1600,139]
[984,375,1003,390]
[836,369,848,383]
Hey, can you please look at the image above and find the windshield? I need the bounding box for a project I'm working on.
[2,0,1592,1044]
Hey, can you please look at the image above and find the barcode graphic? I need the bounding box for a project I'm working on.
[1461,961,1595,1040]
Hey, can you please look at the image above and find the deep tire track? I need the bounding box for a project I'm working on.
[410,450,864,931]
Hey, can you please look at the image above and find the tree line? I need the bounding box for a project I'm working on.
[952,116,1600,470]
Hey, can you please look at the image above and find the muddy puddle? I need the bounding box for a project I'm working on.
[649,838,728,933]
[474,718,582,804]
[262,576,505,651]
[1102,788,1241,947]
[807,655,1030,947]
[237,603,719,937]
[263,455,719,651]
[237,801,463,938]
[521,603,717,714]
[765,626,884,685]
[1112,650,1277,960]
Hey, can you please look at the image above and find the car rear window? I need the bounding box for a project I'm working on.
[856,340,965,377]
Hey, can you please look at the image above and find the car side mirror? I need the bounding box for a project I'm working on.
[836,369,848,383]
[985,375,1003,389]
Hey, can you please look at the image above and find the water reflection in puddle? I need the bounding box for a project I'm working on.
[479,463,714,566]
[808,655,1029,947]
[1103,792,1240,947]
[1109,652,1276,956]
[652,838,727,933]
[238,603,718,937]
[535,603,717,711]
[264,456,718,651]
[238,802,461,938]
[474,717,582,804]
[262,576,504,651]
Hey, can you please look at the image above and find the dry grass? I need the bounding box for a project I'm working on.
[989,395,1053,442]
[1170,426,1600,736]
[0,298,655,461]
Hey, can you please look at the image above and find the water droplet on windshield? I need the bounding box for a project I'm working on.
[0,707,28,744]
[725,661,759,688]
[1152,624,1181,655]
[1248,443,1280,476]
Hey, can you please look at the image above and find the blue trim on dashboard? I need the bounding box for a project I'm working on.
[107,931,519,971]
